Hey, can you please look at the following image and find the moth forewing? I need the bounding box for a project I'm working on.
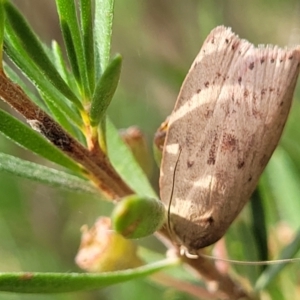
[159,26,300,252]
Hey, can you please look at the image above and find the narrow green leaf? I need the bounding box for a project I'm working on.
[80,0,95,91]
[0,0,5,70]
[95,0,115,73]
[51,41,79,96]
[3,1,82,108]
[56,0,91,99]
[257,171,279,227]
[226,218,261,285]
[106,118,157,198]
[0,258,178,293]
[0,108,81,172]
[59,21,81,84]
[0,152,98,195]
[250,189,269,265]
[4,25,83,128]
[264,147,300,229]
[90,55,122,126]
[255,229,300,291]
[50,42,87,142]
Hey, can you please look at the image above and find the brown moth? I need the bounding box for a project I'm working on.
[159,26,300,252]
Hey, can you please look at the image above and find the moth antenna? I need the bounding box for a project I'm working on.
[166,146,182,242]
[197,252,300,266]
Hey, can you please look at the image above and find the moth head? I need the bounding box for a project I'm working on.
[167,211,227,251]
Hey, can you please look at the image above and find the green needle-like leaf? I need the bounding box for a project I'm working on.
[58,19,81,85]
[0,108,81,172]
[265,148,300,229]
[51,41,79,95]
[80,0,95,92]
[4,25,83,128]
[95,0,114,73]
[0,0,5,70]
[90,55,122,126]
[50,42,86,140]
[250,189,268,265]
[4,1,82,108]
[56,0,91,99]
[0,152,98,195]
[0,259,179,293]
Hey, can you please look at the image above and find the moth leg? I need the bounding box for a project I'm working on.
[180,246,199,259]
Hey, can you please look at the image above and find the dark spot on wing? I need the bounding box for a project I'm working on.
[261,88,266,96]
[205,82,209,88]
[238,77,242,85]
[276,88,280,96]
[204,110,213,118]
[222,133,236,152]
[187,160,194,168]
[249,62,255,70]
[271,58,275,63]
[207,152,216,165]
[260,58,265,64]
[207,216,214,225]
[207,133,218,165]
[237,160,245,169]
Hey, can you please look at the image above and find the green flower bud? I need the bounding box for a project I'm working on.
[112,195,166,239]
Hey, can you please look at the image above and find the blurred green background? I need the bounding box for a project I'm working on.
[0,0,300,299]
